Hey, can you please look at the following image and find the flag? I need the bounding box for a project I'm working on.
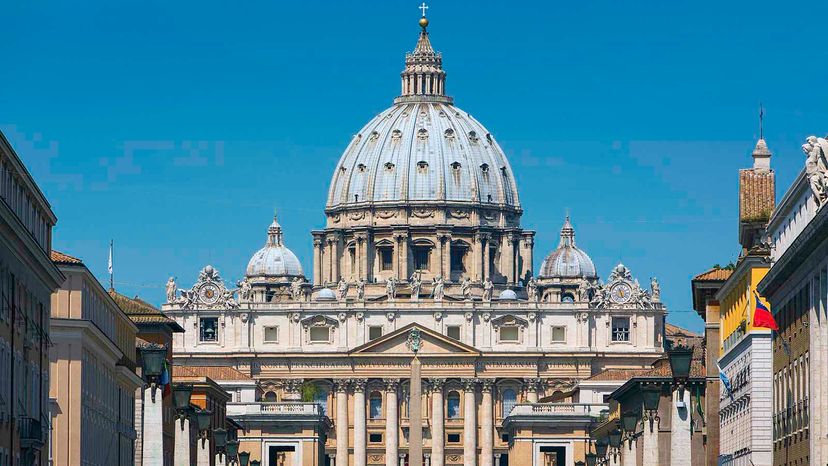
[160,360,171,398]
[718,363,734,402]
[752,291,778,330]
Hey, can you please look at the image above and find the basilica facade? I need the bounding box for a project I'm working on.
[165,13,667,466]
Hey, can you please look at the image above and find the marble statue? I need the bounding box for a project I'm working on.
[290,277,303,301]
[386,277,397,301]
[177,289,194,309]
[526,276,538,302]
[431,275,445,301]
[356,279,366,301]
[410,272,422,301]
[650,277,661,302]
[224,289,239,309]
[165,277,176,303]
[577,280,590,302]
[460,277,472,300]
[804,136,828,207]
[238,277,252,302]
[483,277,494,302]
[337,279,349,301]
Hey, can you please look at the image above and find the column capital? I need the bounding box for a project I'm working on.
[461,378,479,392]
[384,378,401,391]
[479,379,496,393]
[523,378,542,392]
[334,379,351,393]
[352,378,368,392]
[428,378,446,393]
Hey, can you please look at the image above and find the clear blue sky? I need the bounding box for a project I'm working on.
[3,1,828,332]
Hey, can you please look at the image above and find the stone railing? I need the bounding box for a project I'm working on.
[506,403,609,417]
[227,402,326,417]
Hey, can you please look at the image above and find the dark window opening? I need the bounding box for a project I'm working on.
[447,433,461,443]
[450,246,467,273]
[446,326,461,340]
[199,317,218,342]
[380,247,394,271]
[412,246,430,271]
[369,433,383,443]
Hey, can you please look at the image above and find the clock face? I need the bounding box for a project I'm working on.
[610,283,633,304]
[199,284,220,305]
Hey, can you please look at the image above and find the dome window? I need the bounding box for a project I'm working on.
[480,163,489,173]
[417,161,429,174]
[357,164,367,173]
[339,166,347,173]
[384,162,395,172]
[417,128,429,141]
[486,133,493,143]
[444,129,455,139]
[391,129,402,141]
[468,131,479,143]
[451,161,461,170]
[369,131,380,141]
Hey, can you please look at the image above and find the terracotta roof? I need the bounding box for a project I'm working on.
[173,365,252,381]
[693,268,733,282]
[739,167,775,223]
[108,290,183,330]
[50,250,83,265]
[665,323,700,338]
[586,368,654,381]
[590,346,705,382]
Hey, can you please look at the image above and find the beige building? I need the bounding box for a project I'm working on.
[161,12,672,466]
[0,130,63,466]
[48,250,143,466]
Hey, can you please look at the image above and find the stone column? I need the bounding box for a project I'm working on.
[501,234,515,284]
[335,380,350,466]
[409,357,423,466]
[395,234,409,281]
[174,416,190,466]
[482,236,490,281]
[524,378,541,403]
[196,437,211,466]
[472,234,482,281]
[621,438,637,466]
[385,379,400,466]
[443,238,452,279]
[670,389,691,466]
[353,379,367,466]
[480,380,494,466]
[430,379,446,466]
[313,236,323,285]
[358,234,370,281]
[141,387,164,466]
[330,236,341,282]
[462,379,478,466]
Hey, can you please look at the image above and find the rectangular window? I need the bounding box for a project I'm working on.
[499,326,520,342]
[264,326,279,343]
[380,248,394,271]
[447,433,461,443]
[551,326,566,343]
[309,326,330,343]
[412,246,430,271]
[611,317,630,342]
[199,317,219,342]
[446,325,461,340]
[369,326,383,341]
[450,247,467,272]
[369,433,383,443]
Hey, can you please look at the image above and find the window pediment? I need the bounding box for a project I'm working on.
[491,314,528,328]
[300,314,338,328]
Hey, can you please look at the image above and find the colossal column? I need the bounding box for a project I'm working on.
[462,378,478,466]
[335,379,350,466]
[353,379,367,466]
[430,379,446,466]
[385,379,400,466]
[480,379,495,466]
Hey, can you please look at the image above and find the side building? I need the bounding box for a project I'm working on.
[49,251,143,466]
[758,135,828,466]
[0,131,63,466]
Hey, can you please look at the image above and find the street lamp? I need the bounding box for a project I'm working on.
[608,429,622,462]
[595,437,608,459]
[172,384,193,430]
[238,451,251,466]
[214,427,227,459]
[621,410,640,448]
[585,453,598,466]
[138,343,167,402]
[225,440,239,464]
[641,384,661,431]
[194,409,213,447]
[668,344,693,399]
[250,461,261,466]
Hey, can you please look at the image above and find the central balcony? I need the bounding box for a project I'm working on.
[227,402,332,429]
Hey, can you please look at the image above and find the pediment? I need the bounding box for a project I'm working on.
[350,323,480,356]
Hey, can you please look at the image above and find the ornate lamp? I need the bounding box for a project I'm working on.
[194,409,213,447]
[238,451,251,466]
[621,410,640,448]
[608,430,622,449]
[595,437,608,458]
[225,440,239,464]
[668,345,693,399]
[641,384,661,431]
[213,427,227,458]
[585,453,598,466]
[172,384,193,429]
[138,344,167,401]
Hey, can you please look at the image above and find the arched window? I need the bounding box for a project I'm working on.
[561,293,575,303]
[263,391,277,402]
[314,387,329,415]
[502,388,517,416]
[369,391,383,419]
[447,391,461,419]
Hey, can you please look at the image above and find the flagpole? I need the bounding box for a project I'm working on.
[109,239,114,291]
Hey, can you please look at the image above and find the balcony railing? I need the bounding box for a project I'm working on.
[504,403,609,423]
[227,402,327,417]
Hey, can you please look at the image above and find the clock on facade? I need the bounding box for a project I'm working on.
[610,282,633,304]
[199,283,220,305]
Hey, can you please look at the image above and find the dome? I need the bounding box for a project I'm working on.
[498,289,518,301]
[245,215,304,279]
[315,288,337,301]
[325,16,519,210]
[538,217,597,279]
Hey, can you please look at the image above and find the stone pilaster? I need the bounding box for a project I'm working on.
[462,378,478,466]
[430,379,446,466]
[353,379,368,466]
[196,437,211,466]
[480,379,495,466]
[670,390,691,466]
[385,378,400,466]
[141,387,164,466]
[335,379,351,466]
[174,417,191,466]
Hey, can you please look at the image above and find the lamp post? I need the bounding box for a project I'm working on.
[214,428,227,462]
[668,344,693,400]
[172,383,194,466]
[608,430,622,462]
[595,437,609,462]
[139,343,167,402]
[172,384,193,429]
[621,410,640,449]
[585,453,598,466]
[641,384,661,432]
[195,409,213,446]
[238,451,251,466]
[225,440,239,465]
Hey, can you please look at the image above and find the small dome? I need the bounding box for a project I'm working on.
[245,215,304,279]
[316,288,337,301]
[498,289,518,301]
[538,216,597,279]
